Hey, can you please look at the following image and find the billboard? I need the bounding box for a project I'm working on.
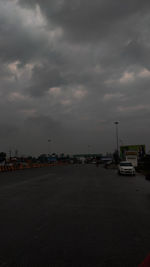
[120,145,146,159]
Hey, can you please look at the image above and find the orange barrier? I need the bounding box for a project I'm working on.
[1,166,6,172]
[26,164,30,169]
[10,166,15,171]
[2,166,6,172]
[0,162,66,173]
[6,166,10,172]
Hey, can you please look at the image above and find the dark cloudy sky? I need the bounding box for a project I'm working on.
[1,0,150,156]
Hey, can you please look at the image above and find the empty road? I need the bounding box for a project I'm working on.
[0,165,150,266]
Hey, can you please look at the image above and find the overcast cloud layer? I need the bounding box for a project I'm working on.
[1,0,150,156]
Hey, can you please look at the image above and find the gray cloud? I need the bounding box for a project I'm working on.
[27,64,66,96]
[0,1,48,65]
[18,0,150,42]
[0,0,150,155]
[0,123,19,139]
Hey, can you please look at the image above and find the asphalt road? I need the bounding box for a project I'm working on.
[0,165,150,266]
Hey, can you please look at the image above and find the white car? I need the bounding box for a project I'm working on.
[118,161,135,176]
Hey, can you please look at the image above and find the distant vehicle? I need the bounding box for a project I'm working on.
[118,161,135,176]
[5,162,13,167]
[100,157,113,163]
[125,151,138,167]
[91,160,97,164]
[104,160,114,169]
[78,157,85,164]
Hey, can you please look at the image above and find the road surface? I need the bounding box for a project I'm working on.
[0,165,150,266]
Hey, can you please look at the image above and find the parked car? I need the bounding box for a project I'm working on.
[118,161,135,176]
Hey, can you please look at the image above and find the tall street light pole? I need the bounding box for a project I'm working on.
[114,121,119,153]
[48,139,51,156]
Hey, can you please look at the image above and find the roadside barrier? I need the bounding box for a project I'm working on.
[0,161,68,173]
[0,166,4,172]
[10,166,15,171]
[6,166,11,172]
[1,166,6,172]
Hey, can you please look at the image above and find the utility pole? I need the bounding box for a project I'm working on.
[114,121,119,164]
[114,121,119,153]
[48,139,51,156]
[9,148,12,161]
[15,149,18,158]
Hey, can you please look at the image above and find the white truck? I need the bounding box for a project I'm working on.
[125,151,138,167]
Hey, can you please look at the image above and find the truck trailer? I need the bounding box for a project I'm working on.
[125,151,138,167]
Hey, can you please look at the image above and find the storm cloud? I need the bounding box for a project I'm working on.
[1,0,150,155]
